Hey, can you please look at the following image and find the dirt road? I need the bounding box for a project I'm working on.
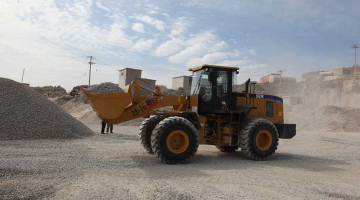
[1,124,360,199]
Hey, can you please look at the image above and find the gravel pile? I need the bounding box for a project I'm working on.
[285,104,360,132]
[32,85,67,98]
[315,105,360,132]
[86,82,124,93]
[0,78,94,140]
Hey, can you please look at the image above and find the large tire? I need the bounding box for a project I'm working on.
[240,118,279,161]
[216,146,238,152]
[151,116,199,164]
[139,115,162,154]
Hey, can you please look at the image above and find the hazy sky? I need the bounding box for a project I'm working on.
[1,0,359,90]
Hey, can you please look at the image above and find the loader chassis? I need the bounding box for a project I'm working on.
[82,64,296,164]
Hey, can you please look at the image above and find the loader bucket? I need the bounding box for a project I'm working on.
[81,88,132,120]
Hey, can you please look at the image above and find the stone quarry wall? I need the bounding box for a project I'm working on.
[300,77,360,108]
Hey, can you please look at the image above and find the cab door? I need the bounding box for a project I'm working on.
[214,69,232,111]
[198,69,214,114]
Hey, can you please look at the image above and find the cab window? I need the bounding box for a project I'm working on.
[216,71,228,98]
[199,74,212,102]
[266,101,273,117]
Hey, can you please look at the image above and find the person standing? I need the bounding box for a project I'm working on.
[101,121,106,134]
[106,124,113,133]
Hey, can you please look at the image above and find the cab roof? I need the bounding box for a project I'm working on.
[188,64,240,71]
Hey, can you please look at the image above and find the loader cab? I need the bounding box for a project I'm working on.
[189,65,239,114]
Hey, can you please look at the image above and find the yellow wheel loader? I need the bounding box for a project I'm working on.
[82,65,296,164]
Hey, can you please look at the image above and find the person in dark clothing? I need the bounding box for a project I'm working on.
[106,124,113,133]
[101,121,106,134]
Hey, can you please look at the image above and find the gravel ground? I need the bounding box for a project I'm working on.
[0,78,93,140]
[1,124,360,199]
[86,82,124,93]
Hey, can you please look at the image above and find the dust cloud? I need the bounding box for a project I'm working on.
[238,76,360,132]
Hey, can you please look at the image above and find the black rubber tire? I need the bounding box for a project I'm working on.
[216,146,238,152]
[139,115,162,154]
[151,116,199,164]
[239,118,279,161]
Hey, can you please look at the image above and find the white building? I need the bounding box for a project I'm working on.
[119,68,156,89]
[172,76,192,91]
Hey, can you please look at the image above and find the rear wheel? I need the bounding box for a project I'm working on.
[151,116,199,164]
[139,115,162,154]
[240,118,279,161]
[216,146,238,152]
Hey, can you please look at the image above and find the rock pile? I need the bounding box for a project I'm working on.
[285,104,360,132]
[0,78,93,140]
[315,105,360,132]
[160,86,189,96]
[86,82,124,93]
[32,85,67,98]
[52,95,73,106]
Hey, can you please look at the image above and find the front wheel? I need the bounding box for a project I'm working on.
[151,116,199,164]
[240,118,279,161]
[139,115,163,154]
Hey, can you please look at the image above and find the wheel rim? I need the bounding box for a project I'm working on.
[166,130,189,154]
[256,130,272,151]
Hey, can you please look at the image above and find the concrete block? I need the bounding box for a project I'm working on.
[332,67,350,76]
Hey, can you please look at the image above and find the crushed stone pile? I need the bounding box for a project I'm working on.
[53,95,74,106]
[86,82,124,93]
[315,105,360,132]
[51,94,87,107]
[285,104,360,132]
[32,85,67,98]
[156,86,189,96]
[164,87,190,96]
[70,85,89,96]
[0,78,94,140]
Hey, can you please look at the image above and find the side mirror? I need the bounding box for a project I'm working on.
[236,71,239,74]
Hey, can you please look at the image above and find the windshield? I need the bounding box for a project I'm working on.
[190,70,202,94]
[190,69,212,100]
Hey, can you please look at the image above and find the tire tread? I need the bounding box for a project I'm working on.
[139,115,162,154]
[151,116,199,164]
[239,118,279,161]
